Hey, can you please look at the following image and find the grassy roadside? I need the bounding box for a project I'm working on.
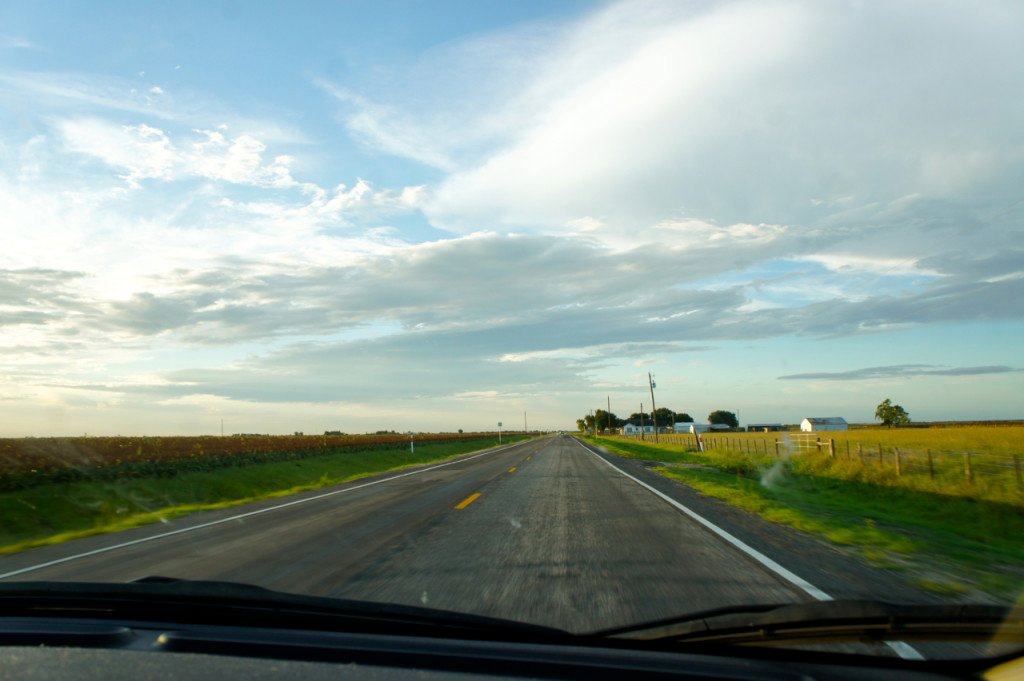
[588,436,1024,602]
[0,436,524,556]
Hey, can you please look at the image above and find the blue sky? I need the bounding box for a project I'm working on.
[1,0,1021,435]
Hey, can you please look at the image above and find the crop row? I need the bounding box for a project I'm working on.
[0,433,491,492]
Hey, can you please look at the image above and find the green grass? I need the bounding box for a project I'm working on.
[679,427,1024,502]
[668,425,1024,457]
[590,436,1024,601]
[0,436,521,555]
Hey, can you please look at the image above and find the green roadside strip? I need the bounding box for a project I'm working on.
[588,437,1024,602]
[0,436,525,556]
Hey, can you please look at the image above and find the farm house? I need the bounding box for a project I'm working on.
[800,417,848,432]
[623,423,655,435]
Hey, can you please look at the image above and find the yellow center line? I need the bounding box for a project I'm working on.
[454,492,482,509]
[508,466,517,473]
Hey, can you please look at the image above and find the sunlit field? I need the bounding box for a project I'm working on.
[616,426,1024,504]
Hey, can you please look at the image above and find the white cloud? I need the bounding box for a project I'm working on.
[56,119,300,189]
[189,129,297,187]
[321,0,1022,246]
[0,35,36,49]
[793,255,942,278]
[0,69,309,145]
[327,86,457,171]
[58,119,179,186]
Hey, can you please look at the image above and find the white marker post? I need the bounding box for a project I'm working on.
[409,431,414,454]
[498,422,502,445]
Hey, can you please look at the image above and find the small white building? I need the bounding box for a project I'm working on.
[687,423,711,434]
[672,422,694,433]
[623,423,655,435]
[800,417,848,432]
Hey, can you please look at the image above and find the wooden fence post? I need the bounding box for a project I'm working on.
[816,438,822,453]
[858,442,863,462]
[894,447,902,476]
[964,452,973,484]
[927,449,934,479]
[774,439,780,458]
[828,438,836,459]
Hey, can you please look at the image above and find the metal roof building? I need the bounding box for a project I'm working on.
[800,417,848,432]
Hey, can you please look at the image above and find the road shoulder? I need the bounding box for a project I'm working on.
[574,437,942,605]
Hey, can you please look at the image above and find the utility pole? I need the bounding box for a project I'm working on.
[607,395,612,434]
[639,402,644,440]
[648,372,659,443]
[524,411,528,433]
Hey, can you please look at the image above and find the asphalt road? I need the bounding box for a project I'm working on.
[0,434,919,633]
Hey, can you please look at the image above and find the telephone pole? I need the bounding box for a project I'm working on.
[648,372,659,443]
[607,395,611,434]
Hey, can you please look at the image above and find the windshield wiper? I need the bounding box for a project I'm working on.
[592,600,1023,647]
[0,578,568,642]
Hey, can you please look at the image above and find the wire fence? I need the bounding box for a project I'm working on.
[611,432,1024,493]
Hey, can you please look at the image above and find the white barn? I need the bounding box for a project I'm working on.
[800,417,848,432]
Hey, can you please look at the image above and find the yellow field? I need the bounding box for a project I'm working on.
[616,426,1024,504]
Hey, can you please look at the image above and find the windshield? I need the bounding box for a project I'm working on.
[0,0,1021,664]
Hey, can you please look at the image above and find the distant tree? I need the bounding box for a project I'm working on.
[458,428,463,434]
[875,399,910,427]
[652,407,674,426]
[576,419,586,432]
[676,413,694,423]
[708,410,739,428]
[594,409,620,432]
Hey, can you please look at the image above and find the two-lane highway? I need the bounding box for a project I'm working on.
[0,435,807,631]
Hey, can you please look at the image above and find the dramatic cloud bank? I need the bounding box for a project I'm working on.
[1,0,1021,434]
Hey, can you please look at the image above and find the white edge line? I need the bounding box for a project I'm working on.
[575,439,925,661]
[0,441,526,581]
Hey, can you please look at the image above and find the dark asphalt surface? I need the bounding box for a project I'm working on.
[0,434,935,633]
